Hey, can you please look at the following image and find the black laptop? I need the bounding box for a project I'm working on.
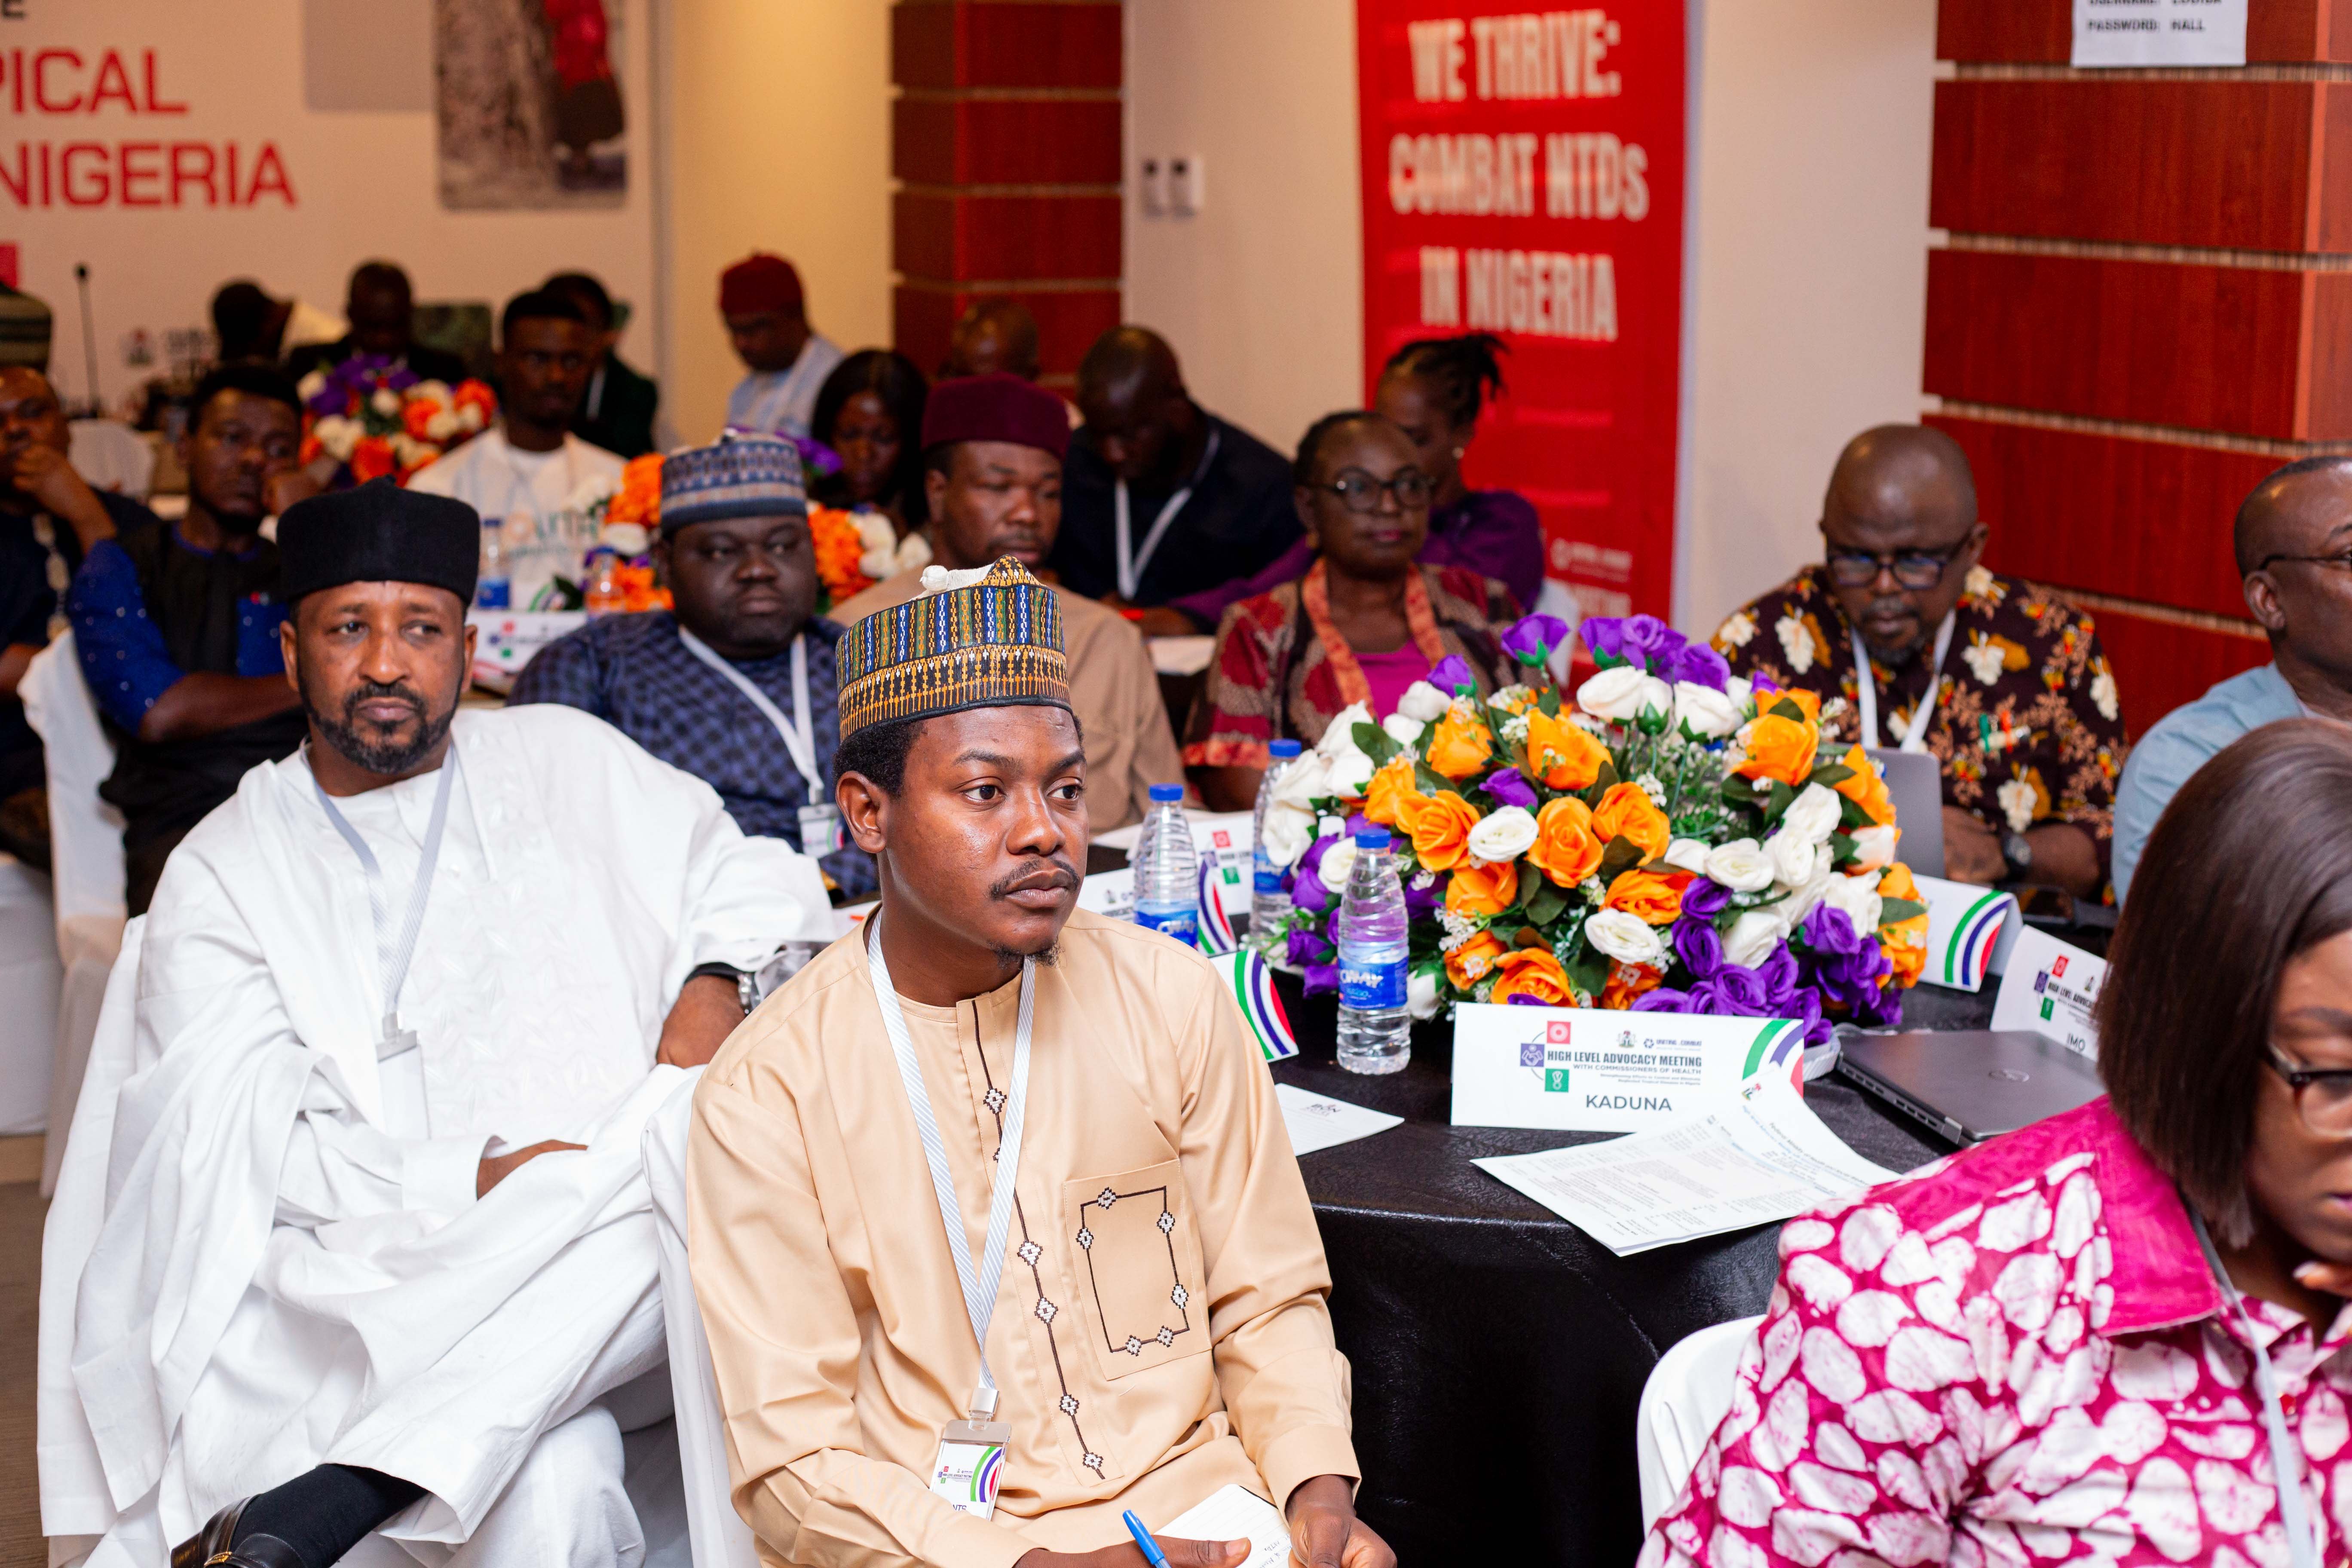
[1838,1029,2103,1144]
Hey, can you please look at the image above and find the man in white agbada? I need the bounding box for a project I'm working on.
[38,479,835,1568]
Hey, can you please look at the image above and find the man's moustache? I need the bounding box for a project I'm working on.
[989,861,1079,899]
[343,684,426,723]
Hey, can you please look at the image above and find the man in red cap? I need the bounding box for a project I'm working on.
[720,251,842,441]
[833,373,1183,831]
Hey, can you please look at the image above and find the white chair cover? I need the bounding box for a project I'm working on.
[643,1072,761,1568]
[1635,1313,1764,1531]
[0,854,61,1133]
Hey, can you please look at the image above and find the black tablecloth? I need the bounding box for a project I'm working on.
[1268,973,2000,1566]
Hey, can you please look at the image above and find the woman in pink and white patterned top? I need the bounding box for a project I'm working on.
[1646,718,2352,1567]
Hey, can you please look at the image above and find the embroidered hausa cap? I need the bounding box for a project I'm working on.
[836,557,1071,737]
[658,430,807,537]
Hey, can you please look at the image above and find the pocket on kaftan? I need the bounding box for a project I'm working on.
[1062,1158,1210,1381]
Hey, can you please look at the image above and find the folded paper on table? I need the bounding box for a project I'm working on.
[1159,1483,1289,1568]
[468,609,588,691]
[1212,948,1297,1061]
[1276,1084,1401,1154]
[1989,926,2105,1060]
[1912,873,2020,992]
[1078,868,1136,921]
[1450,1001,1805,1133]
[1473,1073,1899,1256]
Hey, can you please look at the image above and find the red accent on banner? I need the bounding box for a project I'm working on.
[1355,3,1686,620]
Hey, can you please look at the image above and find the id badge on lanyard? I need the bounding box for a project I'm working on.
[929,1416,1012,1519]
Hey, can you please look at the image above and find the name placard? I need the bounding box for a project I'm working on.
[1450,1003,1805,1133]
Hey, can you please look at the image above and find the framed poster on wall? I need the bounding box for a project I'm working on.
[1355,3,1687,621]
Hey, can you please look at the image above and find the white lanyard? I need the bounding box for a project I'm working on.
[1114,427,1221,601]
[2190,1207,2324,1568]
[1851,612,1955,754]
[309,741,459,1061]
[865,916,1036,1420]
[676,627,819,793]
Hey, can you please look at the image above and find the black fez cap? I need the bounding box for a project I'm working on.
[278,478,480,605]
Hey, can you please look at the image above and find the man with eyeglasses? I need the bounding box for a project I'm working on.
[1711,425,2128,900]
[2112,455,2352,901]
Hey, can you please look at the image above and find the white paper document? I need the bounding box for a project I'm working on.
[1159,1483,1290,1568]
[2073,0,2246,67]
[1473,1076,1899,1256]
[1989,926,2106,1061]
[1277,1085,1403,1156]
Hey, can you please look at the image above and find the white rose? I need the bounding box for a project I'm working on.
[1466,805,1539,864]
[312,415,361,460]
[1396,681,1450,723]
[423,409,459,442]
[1407,968,1442,1021]
[1585,909,1665,966]
[1821,873,1884,935]
[600,521,651,556]
[860,546,899,580]
[1578,666,1671,722]
[1318,839,1359,894]
[1765,829,1816,888]
[1317,702,1374,760]
[1704,838,1776,893]
[1259,803,1313,869]
[1382,712,1426,748]
[1781,782,1844,845]
[296,370,327,402]
[1674,681,1741,739]
[1724,674,1755,715]
[854,512,897,552]
[1723,908,1788,969]
[457,402,487,432]
[1851,823,1899,873]
[1328,749,1376,799]
[1663,837,1711,876]
[1318,814,1347,840]
[1269,750,1332,811]
[1782,850,1839,925]
[369,386,402,417]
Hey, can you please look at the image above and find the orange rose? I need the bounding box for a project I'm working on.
[1830,744,1894,827]
[1883,933,1927,989]
[1601,962,1665,1010]
[401,397,442,442]
[1591,782,1671,862]
[609,452,665,527]
[1524,707,1607,791]
[1526,796,1603,888]
[1425,707,1494,781]
[453,378,499,416]
[1396,789,1480,872]
[1446,858,1519,917]
[1491,948,1576,1007]
[1603,867,1691,926]
[1876,861,1929,987]
[1446,931,1507,989]
[351,435,396,484]
[1736,713,1819,787]
[1363,756,1422,828]
[1876,862,1922,906]
[1764,687,1822,725]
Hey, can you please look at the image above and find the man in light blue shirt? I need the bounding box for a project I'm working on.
[2113,456,2352,899]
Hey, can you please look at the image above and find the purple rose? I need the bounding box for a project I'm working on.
[1501,612,1570,668]
[1403,872,1440,921]
[1633,987,1693,1014]
[1673,918,1723,979]
[1713,963,1770,1015]
[1620,615,1686,671]
[1286,926,1333,968]
[1429,653,1476,695]
[1858,973,1902,1027]
[1660,640,1731,692]
[1802,903,1866,958]
[1753,672,1781,695]
[1757,945,1800,1008]
[1303,960,1339,996]
[1507,991,1553,1007]
[1579,616,1627,665]
[1681,877,1732,920]
[1480,768,1537,810]
[790,434,843,479]
[1347,811,1375,837]
[1292,836,1337,914]
[1803,1012,1838,1048]
[384,366,421,393]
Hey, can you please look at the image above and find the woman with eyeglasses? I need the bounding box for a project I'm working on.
[1182,410,1521,812]
[1646,718,2352,1568]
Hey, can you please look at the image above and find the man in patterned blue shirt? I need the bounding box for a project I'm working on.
[509,432,874,897]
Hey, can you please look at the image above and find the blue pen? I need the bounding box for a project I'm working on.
[1122,1509,1172,1568]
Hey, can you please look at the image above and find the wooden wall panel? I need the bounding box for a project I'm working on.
[1937,0,2352,62]
[892,98,1123,186]
[891,3,1121,90]
[1926,415,2269,620]
[894,192,1122,284]
[1922,249,2338,441]
[1930,80,2332,251]
[2070,599,2272,740]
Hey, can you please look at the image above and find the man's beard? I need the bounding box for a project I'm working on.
[991,942,1061,969]
[1856,594,1926,664]
[302,673,456,776]
[985,854,1079,971]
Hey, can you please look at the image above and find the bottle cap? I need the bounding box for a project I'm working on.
[1270,739,1303,758]
[1148,783,1184,802]
[1353,827,1392,851]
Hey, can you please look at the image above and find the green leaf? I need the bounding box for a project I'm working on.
[1537,687,1562,717]
[1524,880,1570,926]
[1878,897,1927,924]
[1766,780,1795,821]
[1838,794,1873,830]
[1592,759,1620,793]
[1768,697,1808,723]
[1413,763,1452,797]
[1563,937,1609,1001]
[1352,721,1401,768]
[1829,837,1859,869]
[1807,763,1855,787]
[1720,775,1763,806]
[1599,836,1644,879]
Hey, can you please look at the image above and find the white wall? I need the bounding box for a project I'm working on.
[1677,0,1938,634]
[1122,0,1366,460]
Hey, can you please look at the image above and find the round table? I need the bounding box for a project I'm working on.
[1265,972,2000,1565]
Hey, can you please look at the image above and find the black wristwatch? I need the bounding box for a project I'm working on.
[2000,830,2034,882]
[687,961,753,1016]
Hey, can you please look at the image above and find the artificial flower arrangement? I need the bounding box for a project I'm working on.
[1258,612,1931,1047]
[297,355,499,485]
[604,452,875,614]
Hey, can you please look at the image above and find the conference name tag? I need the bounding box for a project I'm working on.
[1449,1002,1806,1133]
[1989,926,2106,1061]
[929,1418,1009,1521]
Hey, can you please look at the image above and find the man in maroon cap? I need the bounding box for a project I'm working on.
[833,373,1183,830]
[720,251,842,441]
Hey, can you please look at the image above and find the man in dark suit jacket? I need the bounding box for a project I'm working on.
[546,271,659,458]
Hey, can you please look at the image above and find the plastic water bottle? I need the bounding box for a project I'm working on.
[1133,783,1199,947]
[476,520,511,609]
[1251,738,1303,937]
[1336,827,1412,1074]
[583,548,626,616]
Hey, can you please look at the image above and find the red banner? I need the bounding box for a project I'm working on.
[1355,3,1687,621]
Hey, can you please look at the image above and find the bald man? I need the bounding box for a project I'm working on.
[2111,456,2352,899]
[1048,325,1298,607]
[939,297,1043,381]
[1712,426,2128,900]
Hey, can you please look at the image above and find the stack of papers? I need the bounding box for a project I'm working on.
[1276,1085,1402,1154]
[1473,1076,1899,1256]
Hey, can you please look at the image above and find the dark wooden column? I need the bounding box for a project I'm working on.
[1922,2,2352,735]
[890,1,1124,389]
